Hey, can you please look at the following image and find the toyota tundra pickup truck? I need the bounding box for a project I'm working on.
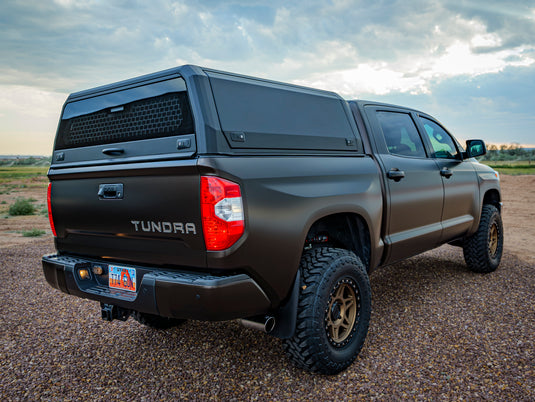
[42,65,503,374]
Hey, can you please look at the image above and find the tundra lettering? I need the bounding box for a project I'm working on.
[130,220,197,234]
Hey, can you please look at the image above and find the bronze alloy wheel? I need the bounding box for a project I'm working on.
[489,223,499,257]
[325,278,360,347]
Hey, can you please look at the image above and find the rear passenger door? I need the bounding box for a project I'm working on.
[416,116,479,242]
[366,106,444,263]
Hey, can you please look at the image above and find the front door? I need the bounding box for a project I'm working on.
[417,116,479,242]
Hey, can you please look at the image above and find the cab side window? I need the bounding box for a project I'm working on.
[421,117,458,159]
[376,111,427,158]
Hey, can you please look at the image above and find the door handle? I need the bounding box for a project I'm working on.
[102,148,125,156]
[440,168,453,178]
[387,169,405,182]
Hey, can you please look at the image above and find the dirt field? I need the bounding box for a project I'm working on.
[499,175,535,264]
[0,175,533,400]
[0,174,49,248]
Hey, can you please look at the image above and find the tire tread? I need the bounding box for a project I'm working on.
[463,204,503,273]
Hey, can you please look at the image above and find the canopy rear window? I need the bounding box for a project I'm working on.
[56,78,193,150]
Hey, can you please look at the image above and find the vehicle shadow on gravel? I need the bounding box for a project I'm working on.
[116,248,499,375]
[122,253,469,370]
[121,247,524,375]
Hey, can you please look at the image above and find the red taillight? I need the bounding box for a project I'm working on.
[47,183,57,237]
[201,176,244,251]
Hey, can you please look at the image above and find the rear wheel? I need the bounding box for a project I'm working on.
[132,311,185,329]
[283,247,371,375]
[463,204,503,273]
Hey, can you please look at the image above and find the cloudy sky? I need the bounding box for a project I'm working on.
[1,0,534,155]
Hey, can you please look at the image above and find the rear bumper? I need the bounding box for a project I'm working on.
[42,254,271,321]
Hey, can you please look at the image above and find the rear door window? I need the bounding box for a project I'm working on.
[376,111,427,158]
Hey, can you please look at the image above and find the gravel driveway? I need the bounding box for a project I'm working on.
[1,238,533,400]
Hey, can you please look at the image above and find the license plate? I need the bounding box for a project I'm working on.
[109,265,137,292]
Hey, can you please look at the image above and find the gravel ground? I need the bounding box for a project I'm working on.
[1,238,533,401]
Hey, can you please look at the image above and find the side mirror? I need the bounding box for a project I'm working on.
[465,139,486,158]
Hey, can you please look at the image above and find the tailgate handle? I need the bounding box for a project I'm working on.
[98,184,124,199]
[102,148,125,156]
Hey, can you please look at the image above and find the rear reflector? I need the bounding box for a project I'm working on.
[47,183,57,237]
[201,176,244,251]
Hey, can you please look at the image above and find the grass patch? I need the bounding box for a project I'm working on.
[0,166,48,184]
[22,228,46,237]
[481,161,535,175]
[39,205,48,216]
[8,198,35,216]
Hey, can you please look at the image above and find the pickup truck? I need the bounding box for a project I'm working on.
[42,65,503,374]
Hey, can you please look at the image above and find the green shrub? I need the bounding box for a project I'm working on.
[22,228,46,237]
[8,199,35,216]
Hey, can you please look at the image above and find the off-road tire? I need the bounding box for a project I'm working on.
[282,247,371,375]
[132,311,185,330]
[463,204,503,273]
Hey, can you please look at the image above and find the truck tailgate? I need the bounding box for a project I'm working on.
[49,161,205,268]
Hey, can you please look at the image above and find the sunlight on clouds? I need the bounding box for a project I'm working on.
[471,33,502,48]
[295,63,428,98]
[430,42,534,77]
[0,86,66,154]
[296,35,534,97]
[289,11,535,97]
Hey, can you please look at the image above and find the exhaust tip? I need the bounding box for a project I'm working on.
[239,315,276,333]
[264,316,276,333]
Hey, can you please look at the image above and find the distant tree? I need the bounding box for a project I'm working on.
[482,143,532,162]
[13,157,37,166]
[485,144,498,161]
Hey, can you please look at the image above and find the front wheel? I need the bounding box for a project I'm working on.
[463,204,504,273]
[282,247,371,375]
